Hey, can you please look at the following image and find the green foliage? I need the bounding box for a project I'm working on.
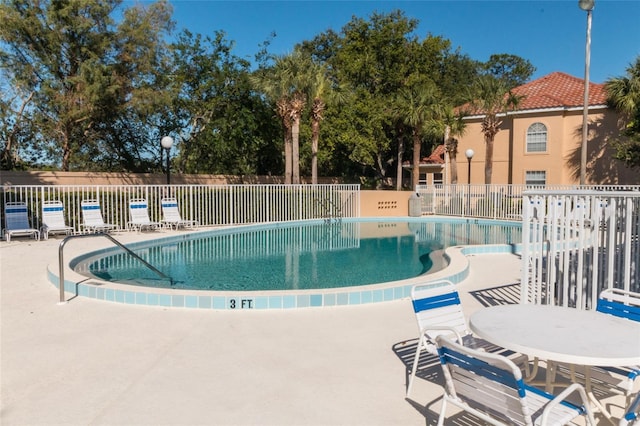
[1,3,541,186]
[482,54,536,89]
[606,56,640,168]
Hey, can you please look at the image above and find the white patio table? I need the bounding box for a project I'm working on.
[469,304,640,422]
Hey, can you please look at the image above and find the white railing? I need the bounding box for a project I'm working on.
[521,189,640,310]
[1,184,360,235]
[417,184,640,220]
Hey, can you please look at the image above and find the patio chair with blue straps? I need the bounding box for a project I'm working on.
[620,391,640,426]
[160,198,198,230]
[80,200,117,233]
[406,280,530,397]
[127,198,161,232]
[40,200,74,239]
[435,334,596,426]
[3,201,40,241]
[557,288,640,411]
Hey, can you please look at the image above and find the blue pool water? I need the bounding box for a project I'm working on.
[76,218,521,291]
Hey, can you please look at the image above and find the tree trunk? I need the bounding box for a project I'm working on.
[284,134,292,184]
[311,117,319,185]
[291,115,300,185]
[396,125,404,191]
[484,134,493,185]
[412,130,421,190]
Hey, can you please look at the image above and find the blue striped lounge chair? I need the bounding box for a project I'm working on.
[3,201,40,241]
[41,200,74,239]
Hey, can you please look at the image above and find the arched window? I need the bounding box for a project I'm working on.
[526,122,547,153]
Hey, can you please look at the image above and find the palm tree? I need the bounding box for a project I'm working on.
[605,57,640,168]
[470,75,521,184]
[250,52,307,184]
[392,80,440,190]
[305,61,331,185]
[437,106,466,184]
[606,57,640,117]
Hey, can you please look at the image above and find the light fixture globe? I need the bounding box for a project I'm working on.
[578,0,594,11]
[465,149,475,160]
[161,136,174,150]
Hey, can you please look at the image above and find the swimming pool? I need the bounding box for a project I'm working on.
[58,217,522,310]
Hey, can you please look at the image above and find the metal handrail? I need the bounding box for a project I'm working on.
[58,233,172,304]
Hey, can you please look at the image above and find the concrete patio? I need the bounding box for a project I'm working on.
[0,230,629,425]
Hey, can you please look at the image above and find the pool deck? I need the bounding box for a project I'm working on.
[0,230,628,425]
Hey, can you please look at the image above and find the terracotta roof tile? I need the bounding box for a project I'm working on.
[512,72,607,110]
[460,72,607,115]
[402,144,446,166]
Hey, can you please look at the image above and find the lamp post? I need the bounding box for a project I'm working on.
[579,0,594,185]
[465,149,474,214]
[465,149,474,185]
[161,136,174,185]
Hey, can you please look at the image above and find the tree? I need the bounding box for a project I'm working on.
[482,54,536,89]
[251,51,308,184]
[165,30,278,176]
[439,106,466,184]
[605,56,640,168]
[391,79,441,190]
[469,75,522,184]
[306,60,331,185]
[0,0,174,171]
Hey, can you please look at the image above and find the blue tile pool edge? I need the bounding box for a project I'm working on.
[48,242,521,310]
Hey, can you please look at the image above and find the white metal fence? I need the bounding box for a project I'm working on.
[521,189,640,310]
[416,184,640,220]
[1,184,360,236]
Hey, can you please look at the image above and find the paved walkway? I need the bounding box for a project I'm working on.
[0,231,608,425]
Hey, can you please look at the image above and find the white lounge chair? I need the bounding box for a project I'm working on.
[435,334,596,426]
[81,200,117,233]
[3,201,40,241]
[161,198,198,230]
[127,198,161,231]
[406,280,529,397]
[40,200,74,239]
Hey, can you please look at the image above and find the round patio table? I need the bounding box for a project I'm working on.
[469,304,640,367]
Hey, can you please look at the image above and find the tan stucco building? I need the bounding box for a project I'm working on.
[416,72,638,186]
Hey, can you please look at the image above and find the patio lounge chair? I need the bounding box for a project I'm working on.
[406,280,529,397]
[161,198,198,230]
[435,334,596,426]
[40,200,74,239]
[81,200,117,233]
[3,201,40,241]
[127,198,161,231]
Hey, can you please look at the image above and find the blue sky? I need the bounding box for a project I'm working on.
[163,0,639,84]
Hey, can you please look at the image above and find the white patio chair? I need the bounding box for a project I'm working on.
[620,391,640,426]
[406,280,529,397]
[3,201,40,241]
[435,334,596,426]
[127,198,161,232]
[554,288,640,421]
[40,200,74,239]
[160,198,198,230]
[80,200,117,233]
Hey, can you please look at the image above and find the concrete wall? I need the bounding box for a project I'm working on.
[360,190,411,217]
[0,171,341,186]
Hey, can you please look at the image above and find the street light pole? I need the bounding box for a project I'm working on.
[465,149,474,215]
[465,149,474,185]
[579,0,594,185]
[161,136,174,185]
